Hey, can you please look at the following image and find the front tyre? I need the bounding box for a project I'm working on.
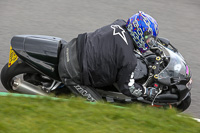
[177,93,191,112]
[1,60,37,92]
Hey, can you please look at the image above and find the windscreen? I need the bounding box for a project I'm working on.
[157,47,188,85]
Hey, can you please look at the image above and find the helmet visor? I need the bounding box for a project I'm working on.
[144,31,158,48]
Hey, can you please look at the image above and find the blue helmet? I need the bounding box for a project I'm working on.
[126,11,159,53]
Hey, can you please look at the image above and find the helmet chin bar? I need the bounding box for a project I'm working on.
[144,31,158,49]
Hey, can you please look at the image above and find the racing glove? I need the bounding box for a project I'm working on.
[128,83,144,97]
[128,85,158,100]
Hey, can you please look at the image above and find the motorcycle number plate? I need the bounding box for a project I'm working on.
[8,46,18,68]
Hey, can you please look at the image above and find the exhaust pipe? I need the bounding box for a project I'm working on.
[12,78,48,96]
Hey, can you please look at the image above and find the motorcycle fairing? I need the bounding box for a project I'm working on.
[156,46,191,101]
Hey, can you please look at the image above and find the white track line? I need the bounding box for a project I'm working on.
[177,115,200,123]
[193,118,200,122]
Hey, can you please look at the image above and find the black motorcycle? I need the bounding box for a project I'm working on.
[1,35,192,111]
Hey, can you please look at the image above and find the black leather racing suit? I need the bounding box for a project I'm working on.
[59,19,144,100]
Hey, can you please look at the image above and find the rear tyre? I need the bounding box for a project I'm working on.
[176,93,191,112]
[1,60,37,92]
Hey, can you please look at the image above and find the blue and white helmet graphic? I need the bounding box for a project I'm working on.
[126,11,159,53]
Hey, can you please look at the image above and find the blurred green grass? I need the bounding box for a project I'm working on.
[0,96,199,133]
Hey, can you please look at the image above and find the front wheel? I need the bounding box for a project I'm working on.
[1,60,38,92]
[176,93,191,112]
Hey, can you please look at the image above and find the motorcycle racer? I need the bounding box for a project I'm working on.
[58,11,159,101]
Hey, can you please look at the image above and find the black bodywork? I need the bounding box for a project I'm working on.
[10,35,191,104]
[11,35,64,80]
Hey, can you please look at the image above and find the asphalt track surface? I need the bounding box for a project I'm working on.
[0,0,200,118]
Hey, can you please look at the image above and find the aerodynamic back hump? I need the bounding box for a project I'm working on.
[11,35,62,63]
[11,35,65,80]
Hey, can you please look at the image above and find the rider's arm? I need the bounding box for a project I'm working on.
[116,62,145,98]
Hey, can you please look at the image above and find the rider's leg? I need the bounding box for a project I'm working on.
[67,85,102,102]
[58,38,102,102]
